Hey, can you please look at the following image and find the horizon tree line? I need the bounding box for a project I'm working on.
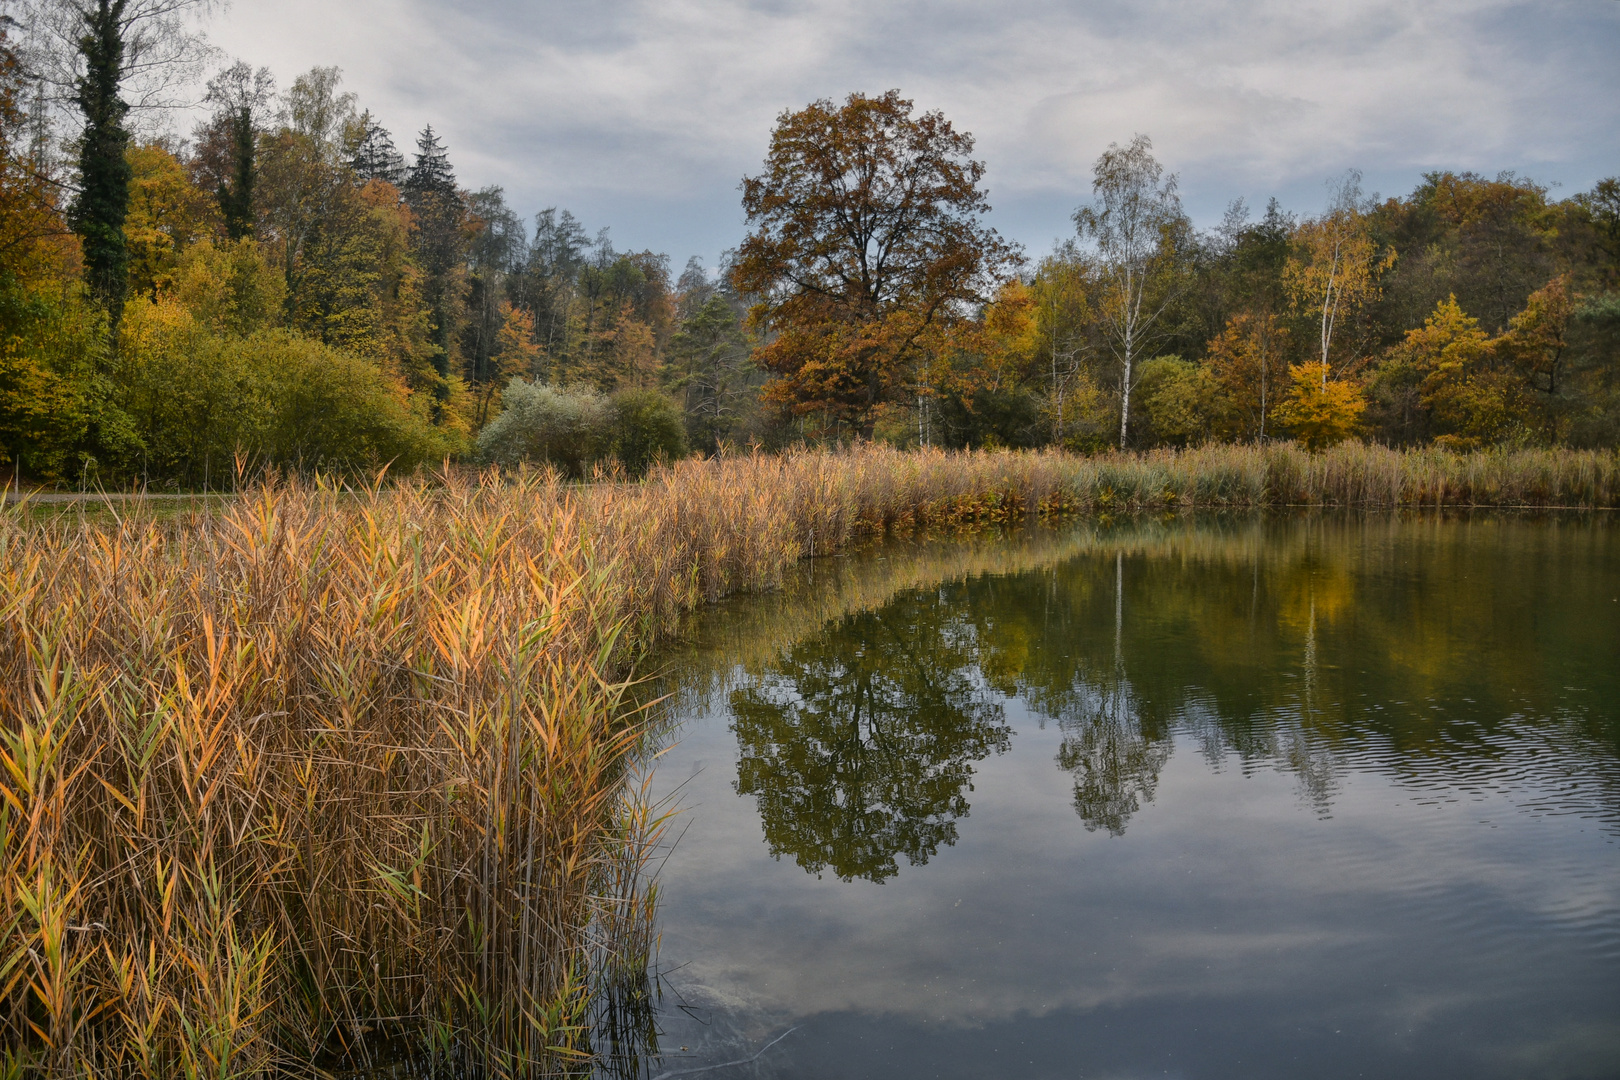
[1,6,1616,487]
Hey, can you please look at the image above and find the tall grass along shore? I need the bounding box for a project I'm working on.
[2,443,1616,1078]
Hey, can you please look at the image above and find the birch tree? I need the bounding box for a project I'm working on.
[1073,134,1188,448]
[1284,172,1394,389]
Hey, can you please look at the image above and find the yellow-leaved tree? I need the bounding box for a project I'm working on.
[1273,362,1365,448]
[1203,312,1290,441]
[124,143,220,298]
[1284,174,1395,390]
[1383,295,1529,449]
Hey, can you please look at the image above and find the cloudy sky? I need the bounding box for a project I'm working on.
[199,0,1620,271]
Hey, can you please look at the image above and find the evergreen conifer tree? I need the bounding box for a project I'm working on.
[348,111,404,185]
[405,125,456,197]
[404,125,465,410]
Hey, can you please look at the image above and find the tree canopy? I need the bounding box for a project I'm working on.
[732,89,1020,437]
[0,39,1617,486]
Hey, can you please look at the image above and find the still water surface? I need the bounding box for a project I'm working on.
[640,514,1620,1079]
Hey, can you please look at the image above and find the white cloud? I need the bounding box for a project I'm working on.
[197,0,1620,263]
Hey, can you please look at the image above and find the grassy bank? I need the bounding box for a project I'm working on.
[1,442,1615,1077]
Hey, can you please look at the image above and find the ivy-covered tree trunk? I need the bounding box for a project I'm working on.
[69,0,132,329]
[220,104,255,239]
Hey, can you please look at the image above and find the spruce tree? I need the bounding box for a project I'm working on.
[348,112,404,185]
[404,126,465,408]
[405,125,456,197]
[69,0,132,327]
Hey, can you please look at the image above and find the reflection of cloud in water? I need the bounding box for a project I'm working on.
[643,515,1620,1070]
[655,732,1612,1031]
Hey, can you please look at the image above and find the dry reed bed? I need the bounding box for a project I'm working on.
[2,442,1615,1078]
[1,476,662,1079]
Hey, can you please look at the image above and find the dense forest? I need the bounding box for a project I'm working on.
[1,9,1617,488]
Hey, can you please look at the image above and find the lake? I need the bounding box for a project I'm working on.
[631,514,1620,1080]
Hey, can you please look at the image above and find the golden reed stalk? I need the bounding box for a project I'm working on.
[1,443,1614,1078]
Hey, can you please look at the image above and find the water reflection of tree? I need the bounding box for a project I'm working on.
[1021,553,1174,835]
[729,592,1011,882]
[712,516,1620,853]
[1052,679,1172,835]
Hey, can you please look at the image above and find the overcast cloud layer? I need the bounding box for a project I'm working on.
[199,0,1620,270]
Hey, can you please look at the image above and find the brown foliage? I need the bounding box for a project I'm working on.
[733,90,1020,435]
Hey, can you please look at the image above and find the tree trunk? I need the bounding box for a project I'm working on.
[1118,348,1133,449]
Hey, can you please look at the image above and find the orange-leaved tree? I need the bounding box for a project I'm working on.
[1204,312,1290,442]
[732,90,1019,438]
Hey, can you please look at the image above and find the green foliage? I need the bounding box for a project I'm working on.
[69,0,134,324]
[934,386,1045,450]
[669,293,756,452]
[171,239,285,335]
[0,276,130,482]
[1134,356,1217,446]
[477,379,615,476]
[731,593,1013,882]
[609,387,686,476]
[220,106,256,240]
[115,295,451,484]
[1566,292,1620,447]
[478,381,687,478]
[7,38,1620,485]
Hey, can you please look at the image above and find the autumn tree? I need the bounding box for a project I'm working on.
[24,0,213,325]
[569,243,673,390]
[1073,134,1190,448]
[123,141,216,296]
[1368,295,1530,449]
[1572,179,1619,289]
[928,277,1049,449]
[1204,312,1290,441]
[461,185,525,409]
[1272,362,1366,448]
[1401,171,1556,332]
[1025,249,1103,447]
[255,77,440,401]
[516,207,589,363]
[1500,274,1575,423]
[1,18,112,481]
[1284,172,1394,388]
[258,66,355,307]
[732,90,1019,437]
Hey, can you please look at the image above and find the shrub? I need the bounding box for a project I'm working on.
[478,378,615,476]
[610,387,687,476]
[115,296,452,483]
